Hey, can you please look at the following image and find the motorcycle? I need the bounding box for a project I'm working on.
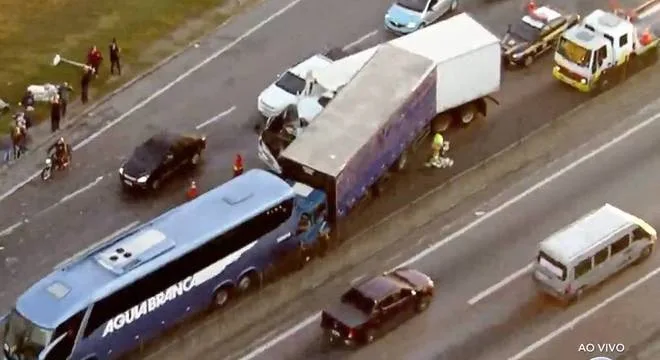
[424,141,454,169]
[41,146,72,181]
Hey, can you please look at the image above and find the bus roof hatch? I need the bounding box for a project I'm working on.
[95,228,175,275]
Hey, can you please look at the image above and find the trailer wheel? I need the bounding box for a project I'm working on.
[459,104,477,125]
[432,113,452,132]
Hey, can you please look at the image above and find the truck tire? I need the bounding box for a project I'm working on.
[459,104,477,125]
[432,113,452,132]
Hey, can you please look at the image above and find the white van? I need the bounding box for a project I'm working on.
[533,204,656,304]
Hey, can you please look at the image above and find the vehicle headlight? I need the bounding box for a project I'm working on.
[385,13,391,19]
[406,22,417,28]
[512,53,522,59]
[580,78,587,84]
[553,65,560,72]
[118,167,124,175]
[137,176,148,183]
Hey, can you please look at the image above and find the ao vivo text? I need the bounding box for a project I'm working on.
[578,343,626,353]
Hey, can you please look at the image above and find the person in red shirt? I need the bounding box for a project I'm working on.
[87,46,103,76]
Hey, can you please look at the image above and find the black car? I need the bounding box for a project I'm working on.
[119,131,206,191]
[320,268,434,347]
[501,6,580,68]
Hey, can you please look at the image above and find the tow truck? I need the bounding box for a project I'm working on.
[552,0,660,93]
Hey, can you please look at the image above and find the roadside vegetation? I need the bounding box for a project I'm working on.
[0,0,234,133]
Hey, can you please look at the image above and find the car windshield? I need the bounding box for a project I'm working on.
[2,309,53,360]
[275,71,306,95]
[556,36,592,67]
[341,289,375,314]
[396,0,427,12]
[510,21,541,42]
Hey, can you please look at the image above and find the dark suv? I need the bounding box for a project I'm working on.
[320,267,434,346]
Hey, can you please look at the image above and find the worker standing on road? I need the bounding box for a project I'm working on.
[426,132,454,169]
[109,38,122,75]
[81,66,93,104]
[233,153,244,178]
[57,82,73,119]
[50,95,62,133]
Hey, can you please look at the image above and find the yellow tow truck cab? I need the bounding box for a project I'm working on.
[552,1,660,92]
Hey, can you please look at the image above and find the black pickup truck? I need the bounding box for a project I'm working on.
[320,268,434,346]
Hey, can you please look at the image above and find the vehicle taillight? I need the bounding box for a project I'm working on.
[347,328,355,339]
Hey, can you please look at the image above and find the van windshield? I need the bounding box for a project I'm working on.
[537,251,567,281]
[557,36,592,67]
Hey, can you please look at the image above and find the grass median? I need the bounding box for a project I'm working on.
[0,0,234,134]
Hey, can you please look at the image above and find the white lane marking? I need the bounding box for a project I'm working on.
[236,101,660,359]
[342,30,378,51]
[59,176,104,204]
[395,108,660,269]
[467,263,533,305]
[0,221,25,238]
[196,106,237,130]
[351,274,366,284]
[508,265,660,360]
[237,313,320,360]
[0,0,305,203]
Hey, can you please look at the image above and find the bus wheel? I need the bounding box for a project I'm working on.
[238,271,261,293]
[212,286,232,308]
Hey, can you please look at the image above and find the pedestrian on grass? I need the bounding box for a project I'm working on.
[109,38,121,75]
[57,82,73,119]
[50,95,62,133]
[87,46,103,76]
[81,66,93,104]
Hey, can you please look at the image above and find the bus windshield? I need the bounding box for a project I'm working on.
[557,36,592,68]
[2,309,53,360]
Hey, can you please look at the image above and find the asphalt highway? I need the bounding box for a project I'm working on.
[0,0,593,309]
[0,0,649,358]
[233,77,660,360]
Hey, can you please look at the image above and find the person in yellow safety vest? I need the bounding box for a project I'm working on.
[431,132,444,162]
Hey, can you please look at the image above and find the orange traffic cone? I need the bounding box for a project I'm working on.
[526,0,537,13]
[186,180,199,200]
[233,153,244,178]
[641,28,653,46]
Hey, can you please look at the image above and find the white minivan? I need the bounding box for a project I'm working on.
[533,204,656,304]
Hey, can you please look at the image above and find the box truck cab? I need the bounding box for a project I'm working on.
[553,5,660,92]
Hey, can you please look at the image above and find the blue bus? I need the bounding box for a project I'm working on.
[1,169,328,360]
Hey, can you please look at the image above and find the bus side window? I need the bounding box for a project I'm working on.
[611,235,630,255]
[47,310,85,360]
[593,247,609,266]
[633,227,648,241]
[574,258,592,279]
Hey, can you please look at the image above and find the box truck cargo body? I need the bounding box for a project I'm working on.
[388,12,501,121]
[279,44,438,221]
